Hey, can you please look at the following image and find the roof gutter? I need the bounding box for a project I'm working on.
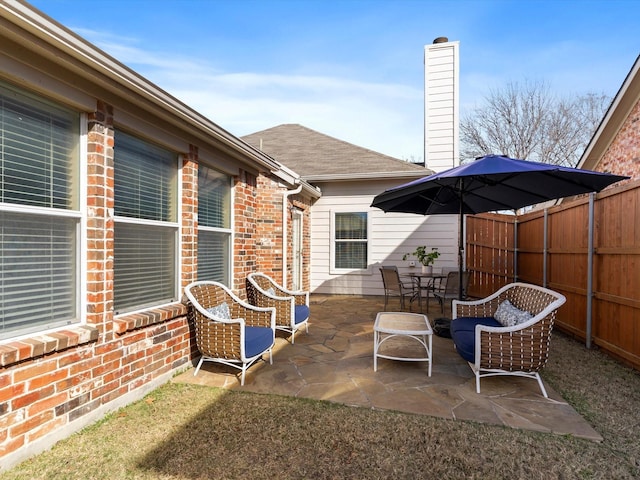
[303,171,431,182]
[0,0,280,173]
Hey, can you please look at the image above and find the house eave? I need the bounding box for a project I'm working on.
[303,171,430,183]
[577,54,640,171]
[0,0,280,173]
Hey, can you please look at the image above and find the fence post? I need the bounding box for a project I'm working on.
[514,217,518,283]
[586,192,595,349]
[543,209,548,288]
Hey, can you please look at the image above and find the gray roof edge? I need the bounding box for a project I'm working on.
[303,171,431,182]
[577,53,640,170]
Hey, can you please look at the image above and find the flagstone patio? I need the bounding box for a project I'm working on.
[172,294,602,441]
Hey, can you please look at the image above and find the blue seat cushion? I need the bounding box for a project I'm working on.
[244,326,273,358]
[450,317,502,363]
[294,304,310,325]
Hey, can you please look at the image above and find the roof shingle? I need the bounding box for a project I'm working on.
[242,124,430,180]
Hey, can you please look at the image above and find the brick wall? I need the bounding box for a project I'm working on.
[255,175,284,280]
[0,100,200,467]
[233,170,258,293]
[0,95,314,468]
[599,99,640,179]
[86,100,115,340]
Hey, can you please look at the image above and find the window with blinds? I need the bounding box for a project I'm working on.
[0,81,80,339]
[334,212,368,270]
[113,131,178,313]
[197,165,231,284]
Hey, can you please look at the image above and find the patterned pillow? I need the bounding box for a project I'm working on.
[265,287,276,296]
[206,302,231,320]
[494,300,532,327]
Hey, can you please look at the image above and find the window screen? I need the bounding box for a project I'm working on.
[113,131,178,313]
[197,165,231,283]
[334,212,368,270]
[0,81,80,339]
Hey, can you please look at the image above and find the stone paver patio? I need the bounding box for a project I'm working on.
[172,294,602,441]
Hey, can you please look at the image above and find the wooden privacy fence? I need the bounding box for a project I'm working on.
[465,179,640,370]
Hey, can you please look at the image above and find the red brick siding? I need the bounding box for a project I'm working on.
[233,170,258,294]
[0,101,313,467]
[598,100,640,179]
[181,146,198,289]
[86,101,115,340]
[255,176,284,280]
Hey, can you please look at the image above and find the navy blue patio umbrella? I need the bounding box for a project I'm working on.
[371,154,629,299]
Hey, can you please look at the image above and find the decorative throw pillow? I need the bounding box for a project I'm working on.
[265,287,276,296]
[494,300,533,327]
[206,302,231,320]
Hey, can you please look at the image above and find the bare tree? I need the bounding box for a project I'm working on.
[461,80,611,167]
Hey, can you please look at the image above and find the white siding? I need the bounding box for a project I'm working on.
[310,179,459,295]
[424,40,459,173]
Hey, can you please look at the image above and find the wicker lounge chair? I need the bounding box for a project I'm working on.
[246,273,310,343]
[451,282,566,397]
[184,281,276,385]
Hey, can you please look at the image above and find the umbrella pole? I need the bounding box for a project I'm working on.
[458,187,464,301]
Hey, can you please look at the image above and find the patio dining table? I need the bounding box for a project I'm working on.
[405,272,446,312]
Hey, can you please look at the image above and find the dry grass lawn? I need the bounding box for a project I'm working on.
[1,332,639,479]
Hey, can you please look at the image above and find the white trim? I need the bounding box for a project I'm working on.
[230,175,236,286]
[114,216,180,229]
[329,208,371,275]
[282,184,303,286]
[304,171,427,182]
[291,209,304,291]
[176,154,183,303]
[79,112,88,325]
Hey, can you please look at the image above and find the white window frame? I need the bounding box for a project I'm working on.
[197,165,233,285]
[329,208,371,275]
[112,131,181,315]
[0,82,85,339]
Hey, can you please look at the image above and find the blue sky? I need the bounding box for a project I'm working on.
[29,0,640,162]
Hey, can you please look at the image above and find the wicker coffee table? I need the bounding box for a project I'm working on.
[373,311,433,376]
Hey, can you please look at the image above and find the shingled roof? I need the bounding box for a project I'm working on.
[242,124,430,181]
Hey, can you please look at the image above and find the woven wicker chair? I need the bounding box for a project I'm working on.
[184,281,275,385]
[246,273,310,343]
[451,282,566,397]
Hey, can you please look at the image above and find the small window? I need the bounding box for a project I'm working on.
[333,212,368,270]
[0,81,81,339]
[197,165,232,284]
[113,131,178,313]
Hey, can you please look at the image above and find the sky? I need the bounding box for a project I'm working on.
[28,0,640,162]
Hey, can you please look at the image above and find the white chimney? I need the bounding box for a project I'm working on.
[424,37,459,172]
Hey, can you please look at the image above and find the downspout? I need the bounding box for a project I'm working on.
[586,192,595,349]
[282,183,303,287]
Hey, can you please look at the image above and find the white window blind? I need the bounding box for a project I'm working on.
[113,131,178,313]
[334,212,368,270]
[113,222,176,312]
[197,230,230,283]
[197,166,231,283]
[0,81,80,339]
